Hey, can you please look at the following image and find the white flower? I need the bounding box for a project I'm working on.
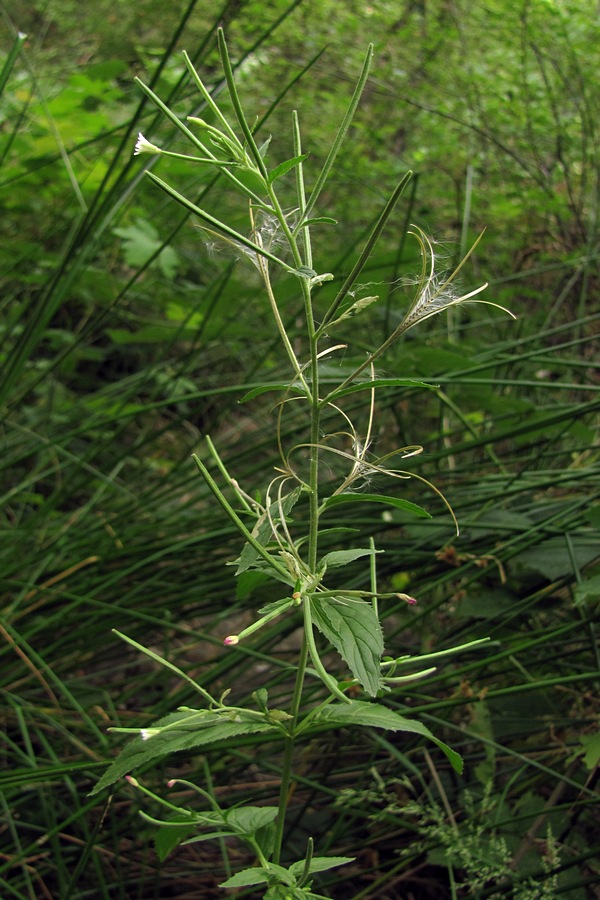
[134,133,162,156]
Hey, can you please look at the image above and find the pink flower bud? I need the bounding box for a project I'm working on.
[398,593,417,605]
[223,634,239,646]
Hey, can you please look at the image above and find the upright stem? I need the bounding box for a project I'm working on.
[272,632,309,864]
[272,286,320,864]
[269,153,321,860]
[306,285,320,572]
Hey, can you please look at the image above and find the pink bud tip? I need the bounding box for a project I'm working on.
[398,593,418,605]
[224,635,239,646]
[125,775,138,786]
[167,779,176,788]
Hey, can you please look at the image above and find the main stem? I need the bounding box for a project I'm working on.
[272,632,309,865]
[272,267,320,866]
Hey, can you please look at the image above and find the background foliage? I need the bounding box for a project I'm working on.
[1,0,599,897]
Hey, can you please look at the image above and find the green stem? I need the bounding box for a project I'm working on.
[317,171,413,335]
[307,297,321,573]
[192,451,292,582]
[217,28,270,181]
[267,126,325,863]
[257,258,312,398]
[272,630,309,864]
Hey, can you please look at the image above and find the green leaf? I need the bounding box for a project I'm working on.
[295,265,317,278]
[258,597,296,616]
[240,382,306,402]
[237,570,270,600]
[258,135,273,158]
[318,547,382,570]
[303,44,374,220]
[310,597,383,696]
[220,862,293,888]
[235,167,269,196]
[326,295,379,328]
[184,806,279,848]
[113,219,180,278]
[309,700,463,773]
[324,378,436,402]
[289,856,355,878]
[269,153,309,183]
[579,730,600,770]
[299,216,337,228]
[317,170,412,333]
[154,814,198,861]
[0,32,27,98]
[574,574,600,608]
[236,487,301,575]
[224,805,279,836]
[265,886,306,900]
[321,493,431,519]
[220,868,275,888]
[90,710,275,794]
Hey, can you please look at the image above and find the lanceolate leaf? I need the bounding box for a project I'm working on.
[91,710,276,794]
[307,700,463,773]
[321,493,431,519]
[155,816,197,861]
[240,382,306,402]
[221,864,292,888]
[324,378,436,403]
[269,153,309,183]
[289,856,355,878]
[318,547,382,569]
[298,216,337,228]
[310,596,383,696]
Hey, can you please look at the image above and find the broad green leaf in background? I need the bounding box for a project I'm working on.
[113,219,180,278]
[579,730,600,770]
[155,815,198,862]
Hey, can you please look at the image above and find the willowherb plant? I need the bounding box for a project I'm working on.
[92,31,513,897]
